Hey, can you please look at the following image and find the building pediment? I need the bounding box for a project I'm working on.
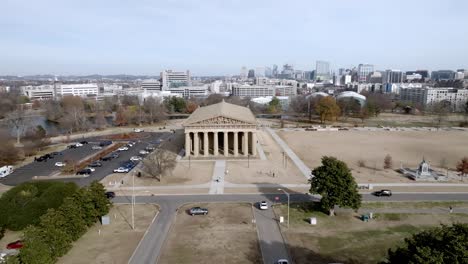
[186,116,254,126]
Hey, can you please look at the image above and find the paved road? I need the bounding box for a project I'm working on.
[253,204,289,263]
[116,193,468,264]
[0,132,172,187]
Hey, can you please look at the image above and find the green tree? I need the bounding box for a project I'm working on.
[88,181,111,217]
[267,97,281,113]
[310,156,361,216]
[315,97,341,123]
[164,97,186,113]
[383,223,468,264]
[19,226,56,264]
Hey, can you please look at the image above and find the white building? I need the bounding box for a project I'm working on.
[400,87,468,112]
[169,85,209,98]
[358,64,374,83]
[21,85,55,100]
[141,79,162,92]
[250,96,290,110]
[232,85,296,98]
[161,70,191,89]
[102,84,123,92]
[336,91,367,106]
[59,84,99,97]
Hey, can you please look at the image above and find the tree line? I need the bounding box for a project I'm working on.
[4,181,109,264]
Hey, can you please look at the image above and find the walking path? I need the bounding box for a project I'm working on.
[256,142,267,160]
[266,128,311,179]
[209,160,226,194]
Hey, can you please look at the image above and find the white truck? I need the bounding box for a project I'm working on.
[0,166,13,178]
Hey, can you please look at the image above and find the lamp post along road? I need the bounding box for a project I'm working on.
[278,189,290,229]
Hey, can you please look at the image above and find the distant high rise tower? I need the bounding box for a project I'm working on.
[358,64,374,83]
[315,61,330,81]
[265,67,272,78]
[255,67,265,78]
[240,66,248,79]
[272,65,278,77]
[383,70,403,84]
[248,69,255,78]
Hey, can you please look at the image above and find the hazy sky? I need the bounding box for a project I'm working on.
[1,0,468,75]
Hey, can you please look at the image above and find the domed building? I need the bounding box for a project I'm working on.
[336,91,366,106]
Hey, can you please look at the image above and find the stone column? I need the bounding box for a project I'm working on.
[185,132,191,157]
[204,132,209,157]
[233,132,238,156]
[252,132,257,156]
[243,131,249,156]
[224,131,229,157]
[214,132,218,156]
[193,132,199,157]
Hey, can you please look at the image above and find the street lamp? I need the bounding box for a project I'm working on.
[278,188,290,229]
[132,171,135,230]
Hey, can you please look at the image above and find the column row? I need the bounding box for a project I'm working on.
[185,131,256,158]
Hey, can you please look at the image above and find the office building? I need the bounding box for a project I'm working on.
[383,70,404,84]
[265,67,272,78]
[400,87,468,111]
[358,64,374,83]
[141,79,162,91]
[232,85,296,98]
[255,67,265,78]
[161,70,191,89]
[281,64,294,79]
[272,65,278,78]
[59,84,99,97]
[315,60,330,81]
[431,70,455,81]
[21,85,55,100]
[21,83,99,99]
[247,69,255,79]
[240,66,248,79]
[168,85,209,98]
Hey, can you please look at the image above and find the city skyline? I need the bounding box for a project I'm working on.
[1,0,468,75]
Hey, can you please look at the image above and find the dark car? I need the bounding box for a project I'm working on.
[110,152,119,159]
[79,140,89,144]
[68,144,78,149]
[373,189,392,197]
[50,152,62,156]
[43,154,54,159]
[35,156,47,162]
[76,169,92,175]
[89,161,102,167]
[6,240,23,250]
[105,191,116,199]
[99,140,112,147]
[101,156,113,161]
[189,207,208,216]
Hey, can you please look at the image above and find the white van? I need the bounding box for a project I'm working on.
[0,166,13,178]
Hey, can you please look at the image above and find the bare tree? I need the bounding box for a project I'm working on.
[431,100,451,129]
[143,97,167,124]
[142,148,176,181]
[7,107,28,146]
[456,157,468,181]
[61,96,88,132]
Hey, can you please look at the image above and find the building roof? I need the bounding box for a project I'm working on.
[184,100,256,126]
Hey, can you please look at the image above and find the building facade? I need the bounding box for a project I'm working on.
[161,70,191,89]
[400,87,468,111]
[358,64,374,83]
[21,83,98,99]
[183,101,257,158]
[141,79,162,91]
[315,60,330,81]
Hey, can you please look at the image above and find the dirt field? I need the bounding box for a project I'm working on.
[57,204,158,264]
[159,203,261,264]
[275,203,468,264]
[278,130,468,183]
[226,130,307,184]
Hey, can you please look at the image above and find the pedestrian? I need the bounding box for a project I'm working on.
[449,206,453,213]
[273,172,275,178]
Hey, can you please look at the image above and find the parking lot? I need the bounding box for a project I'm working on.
[0,132,173,187]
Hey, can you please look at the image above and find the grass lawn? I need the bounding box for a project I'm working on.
[275,202,468,264]
[159,203,261,264]
[362,201,468,209]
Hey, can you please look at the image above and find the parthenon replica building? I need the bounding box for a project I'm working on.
[183,100,257,158]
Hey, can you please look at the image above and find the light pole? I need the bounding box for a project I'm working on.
[278,188,290,229]
[132,171,135,230]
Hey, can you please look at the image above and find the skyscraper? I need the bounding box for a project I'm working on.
[358,64,374,83]
[383,70,403,84]
[255,67,265,78]
[272,65,278,78]
[240,66,248,79]
[315,61,330,81]
[248,69,255,78]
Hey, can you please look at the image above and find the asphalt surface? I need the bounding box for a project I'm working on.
[116,193,468,264]
[0,132,173,187]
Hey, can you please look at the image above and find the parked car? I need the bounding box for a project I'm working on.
[101,156,113,161]
[134,128,144,133]
[6,240,23,250]
[35,156,47,162]
[145,145,156,151]
[259,201,268,210]
[105,191,116,199]
[113,167,129,173]
[130,156,142,161]
[92,145,103,150]
[118,146,129,151]
[75,143,83,147]
[373,189,392,197]
[68,144,78,149]
[277,259,289,264]
[139,150,149,155]
[84,167,96,172]
[110,152,120,159]
[54,162,66,167]
[99,140,113,147]
[50,152,62,156]
[189,207,208,216]
[89,161,102,167]
[79,140,89,144]
[43,154,54,159]
[76,169,92,175]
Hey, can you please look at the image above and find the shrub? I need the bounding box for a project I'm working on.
[357,159,366,168]
[384,154,393,169]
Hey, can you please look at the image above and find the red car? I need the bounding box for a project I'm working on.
[6,240,23,249]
